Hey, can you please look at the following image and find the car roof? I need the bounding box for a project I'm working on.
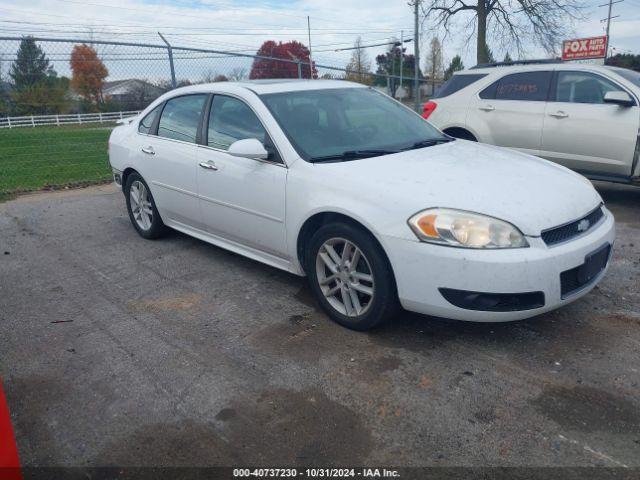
[457,62,616,76]
[166,79,366,96]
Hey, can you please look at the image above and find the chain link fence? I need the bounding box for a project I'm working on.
[0,36,440,200]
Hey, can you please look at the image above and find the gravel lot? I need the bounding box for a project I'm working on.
[1,181,639,470]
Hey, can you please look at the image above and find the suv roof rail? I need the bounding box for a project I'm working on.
[470,58,562,69]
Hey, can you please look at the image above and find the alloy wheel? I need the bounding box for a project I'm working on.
[129,180,153,231]
[315,237,375,317]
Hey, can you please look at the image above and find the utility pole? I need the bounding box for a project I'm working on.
[413,0,420,112]
[600,0,623,58]
[307,16,313,79]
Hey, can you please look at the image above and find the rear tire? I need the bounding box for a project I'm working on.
[125,172,167,239]
[305,222,398,331]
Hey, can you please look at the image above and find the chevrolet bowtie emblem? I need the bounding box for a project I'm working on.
[577,219,590,232]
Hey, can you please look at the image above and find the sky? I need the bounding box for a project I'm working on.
[0,0,638,82]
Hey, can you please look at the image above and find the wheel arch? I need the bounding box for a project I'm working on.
[121,167,140,192]
[295,211,398,288]
[442,126,477,141]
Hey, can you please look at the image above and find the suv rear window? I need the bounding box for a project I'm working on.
[433,74,487,98]
[480,71,552,101]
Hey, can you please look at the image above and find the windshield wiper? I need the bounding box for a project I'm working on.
[310,149,399,163]
[401,137,454,151]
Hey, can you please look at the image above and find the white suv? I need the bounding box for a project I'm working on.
[425,61,640,185]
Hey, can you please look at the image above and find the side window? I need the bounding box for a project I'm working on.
[433,74,487,98]
[157,94,207,143]
[208,95,267,150]
[483,72,552,101]
[555,71,622,104]
[138,105,161,134]
[479,81,498,99]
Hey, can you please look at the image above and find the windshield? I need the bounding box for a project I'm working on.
[607,66,640,88]
[260,87,448,162]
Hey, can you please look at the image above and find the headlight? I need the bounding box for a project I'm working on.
[408,208,528,248]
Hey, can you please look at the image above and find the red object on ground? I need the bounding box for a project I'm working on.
[0,379,22,480]
[422,100,438,119]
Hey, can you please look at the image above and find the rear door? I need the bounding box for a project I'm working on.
[540,70,639,177]
[466,71,552,156]
[140,94,208,228]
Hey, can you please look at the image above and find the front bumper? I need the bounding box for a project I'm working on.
[382,207,616,322]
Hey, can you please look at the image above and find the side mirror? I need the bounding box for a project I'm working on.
[227,138,269,160]
[603,91,635,107]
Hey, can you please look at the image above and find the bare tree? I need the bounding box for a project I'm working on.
[126,80,162,110]
[228,67,248,81]
[345,37,373,85]
[201,70,218,83]
[422,0,581,64]
[425,37,444,93]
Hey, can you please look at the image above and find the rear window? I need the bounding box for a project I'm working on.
[157,94,207,143]
[138,105,161,134]
[480,71,552,101]
[433,74,487,98]
[608,66,640,88]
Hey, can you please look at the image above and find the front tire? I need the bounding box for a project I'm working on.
[125,172,166,239]
[306,222,398,331]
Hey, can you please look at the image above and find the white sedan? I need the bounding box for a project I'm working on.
[108,80,615,330]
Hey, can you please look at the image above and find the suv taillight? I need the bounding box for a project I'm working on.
[422,101,437,119]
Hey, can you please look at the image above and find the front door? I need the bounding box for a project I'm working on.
[540,70,639,177]
[196,94,288,259]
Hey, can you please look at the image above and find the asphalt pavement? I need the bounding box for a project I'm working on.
[0,182,639,470]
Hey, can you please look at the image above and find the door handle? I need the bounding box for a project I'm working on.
[141,146,155,155]
[199,161,218,171]
[478,105,495,111]
[549,111,569,118]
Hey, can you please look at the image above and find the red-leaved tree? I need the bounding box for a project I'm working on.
[250,41,317,79]
[70,44,108,105]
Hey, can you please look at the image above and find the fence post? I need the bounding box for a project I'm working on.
[56,115,60,126]
[120,112,123,120]
[158,32,177,88]
[297,61,302,79]
[99,112,103,123]
[31,115,35,127]
[7,116,11,128]
[77,113,82,124]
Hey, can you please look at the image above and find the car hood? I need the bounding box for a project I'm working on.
[318,140,603,236]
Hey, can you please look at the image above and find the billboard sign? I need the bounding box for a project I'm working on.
[562,36,608,61]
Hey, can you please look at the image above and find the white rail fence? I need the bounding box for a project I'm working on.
[0,111,140,129]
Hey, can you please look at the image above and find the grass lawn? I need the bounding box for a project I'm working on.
[0,123,114,200]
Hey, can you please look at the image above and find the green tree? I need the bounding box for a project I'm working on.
[9,37,68,114]
[375,40,422,98]
[10,37,54,89]
[12,77,69,115]
[605,53,640,72]
[443,55,464,80]
[503,52,513,63]
[480,44,496,64]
